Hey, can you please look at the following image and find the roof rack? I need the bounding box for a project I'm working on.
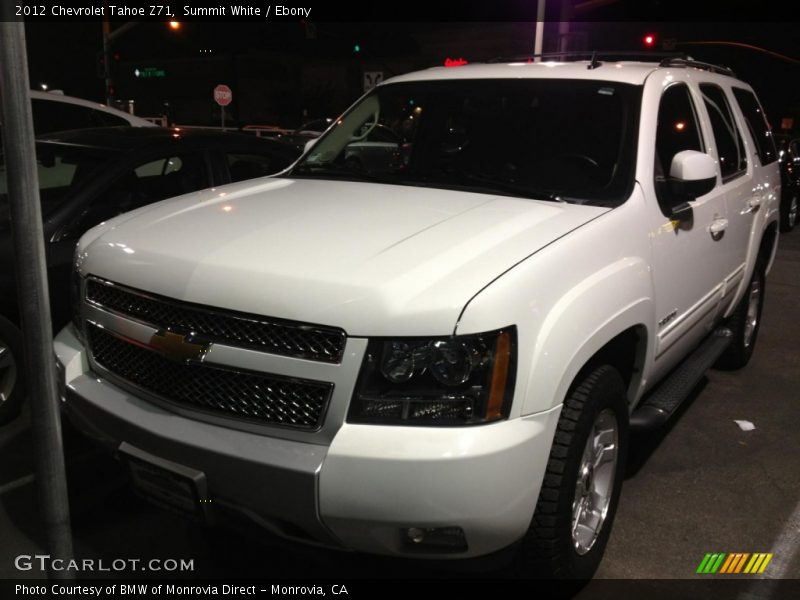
[484,51,736,77]
[486,51,689,64]
[658,57,736,77]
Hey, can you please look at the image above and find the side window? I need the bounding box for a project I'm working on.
[90,109,130,128]
[135,156,184,178]
[654,83,704,208]
[732,88,777,165]
[699,84,747,181]
[36,155,79,192]
[69,153,209,234]
[31,98,66,134]
[32,100,93,134]
[226,152,289,182]
[131,154,207,201]
[31,99,130,135]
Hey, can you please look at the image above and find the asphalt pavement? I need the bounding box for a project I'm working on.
[1,227,798,593]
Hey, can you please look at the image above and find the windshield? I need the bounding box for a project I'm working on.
[0,143,112,224]
[290,79,642,206]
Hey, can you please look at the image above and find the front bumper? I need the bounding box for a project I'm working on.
[56,324,561,558]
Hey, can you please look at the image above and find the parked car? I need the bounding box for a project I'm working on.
[775,134,799,231]
[277,118,334,151]
[240,124,292,139]
[343,124,406,172]
[57,58,779,578]
[28,91,156,133]
[0,126,299,423]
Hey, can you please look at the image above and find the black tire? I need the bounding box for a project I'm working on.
[518,365,628,579]
[715,266,766,370]
[780,189,798,233]
[0,314,25,425]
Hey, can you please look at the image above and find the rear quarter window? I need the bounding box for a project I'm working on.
[731,88,777,166]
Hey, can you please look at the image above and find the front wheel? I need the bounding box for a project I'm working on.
[518,364,628,579]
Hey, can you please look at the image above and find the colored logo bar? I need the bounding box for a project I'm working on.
[696,553,773,574]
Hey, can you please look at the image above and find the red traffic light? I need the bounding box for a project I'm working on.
[643,33,657,48]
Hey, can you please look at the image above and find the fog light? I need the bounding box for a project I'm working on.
[401,526,467,553]
[407,527,425,544]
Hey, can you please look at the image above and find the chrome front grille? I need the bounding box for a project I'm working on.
[87,324,332,430]
[85,278,346,363]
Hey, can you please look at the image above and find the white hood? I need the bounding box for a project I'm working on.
[80,178,608,336]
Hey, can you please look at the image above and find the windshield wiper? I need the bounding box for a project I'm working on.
[290,163,395,185]
[454,171,571,203]
[407,168,572,203]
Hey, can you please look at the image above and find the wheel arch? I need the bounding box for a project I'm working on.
[568,324,649,409]
[758,220,779,274]
[524,293,653,416]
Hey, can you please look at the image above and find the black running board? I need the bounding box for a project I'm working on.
[630,328,733,431]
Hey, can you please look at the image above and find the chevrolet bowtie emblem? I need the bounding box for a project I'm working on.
[149,330,209,363]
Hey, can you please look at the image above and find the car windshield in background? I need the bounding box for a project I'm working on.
[0,143,112,224]
[291,79,642,205]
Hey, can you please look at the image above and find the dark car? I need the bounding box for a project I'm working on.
[0,127,299,423]
[775,134,799,232]
[343,124,407,173]
[277,118,334,151]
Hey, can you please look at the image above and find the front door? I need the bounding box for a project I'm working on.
[644,76,729,381]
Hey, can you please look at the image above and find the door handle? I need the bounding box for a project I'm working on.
[709,218,728,241]
[741,196,762,215]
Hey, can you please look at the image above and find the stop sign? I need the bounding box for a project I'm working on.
[214,84,232,106]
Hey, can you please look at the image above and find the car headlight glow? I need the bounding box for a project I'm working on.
[349,327,516,426]
[70,246,85,343]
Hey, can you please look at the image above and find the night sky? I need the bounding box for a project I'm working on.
[20,19,800,128]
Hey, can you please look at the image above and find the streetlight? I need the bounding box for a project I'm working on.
[40,83,48,91]
[168,20,181,30]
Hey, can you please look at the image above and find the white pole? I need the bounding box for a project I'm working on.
[534,0,546,61]
[0,12,74,579]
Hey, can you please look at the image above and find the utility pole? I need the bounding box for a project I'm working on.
[101,0,141,106]
[534,0,546,60]
[0,11,74,579]
[558,1,573,54]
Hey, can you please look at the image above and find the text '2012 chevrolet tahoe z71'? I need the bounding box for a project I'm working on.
[56,57,780,578]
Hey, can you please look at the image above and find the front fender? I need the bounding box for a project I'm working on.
[531,262,652,413]
[456,193,654,416]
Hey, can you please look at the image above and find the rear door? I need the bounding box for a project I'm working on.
[727,87,781,306]
[694,80,751,316]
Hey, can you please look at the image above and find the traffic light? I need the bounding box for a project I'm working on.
[353,43,361,53]
[642,33,657,49]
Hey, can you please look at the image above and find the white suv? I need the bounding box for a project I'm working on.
[56,57,780,578]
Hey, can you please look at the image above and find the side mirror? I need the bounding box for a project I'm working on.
[668,150,717,201]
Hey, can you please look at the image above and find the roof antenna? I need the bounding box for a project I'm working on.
[587,51,602,70]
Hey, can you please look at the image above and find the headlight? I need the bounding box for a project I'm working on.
[70,246,85,343]
[349,327,516,426]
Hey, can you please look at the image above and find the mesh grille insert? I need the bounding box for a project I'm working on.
[88,325,332,429]
[86,278,345,363]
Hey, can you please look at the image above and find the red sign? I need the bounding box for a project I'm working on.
[214,84,232,106]
[444,57,469,68]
